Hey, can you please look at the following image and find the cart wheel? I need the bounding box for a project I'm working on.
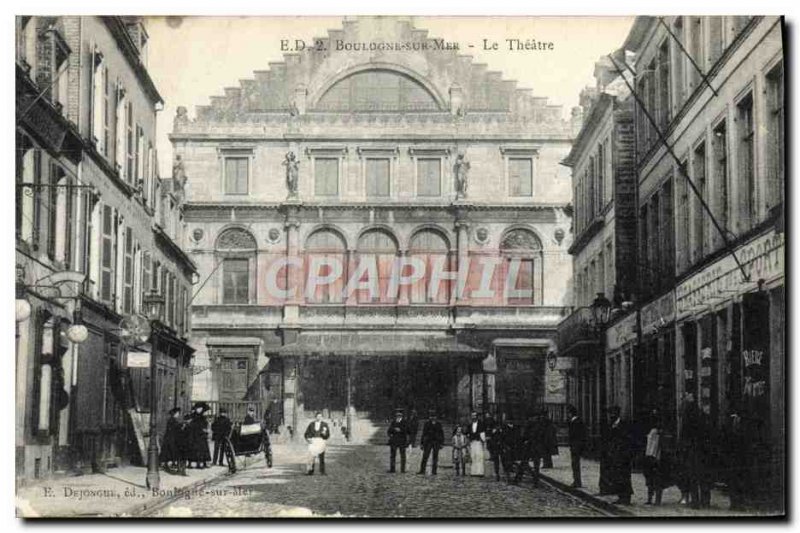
[224,439,237,474]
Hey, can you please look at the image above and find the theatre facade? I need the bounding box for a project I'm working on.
[173,18,576,440]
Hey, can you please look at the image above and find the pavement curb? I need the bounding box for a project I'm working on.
[120,459,264,518]
[539,472,634,517]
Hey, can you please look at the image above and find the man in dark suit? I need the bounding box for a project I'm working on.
[567,404,587,488]
[211,408,233,467]
[417,410,445,475]
[519,410,547,486]
[304,411,330,475]
[606,405,633,504]
[387,409,410,473]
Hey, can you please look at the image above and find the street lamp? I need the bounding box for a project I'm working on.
[590,292,612,332]
[142,291,165,490]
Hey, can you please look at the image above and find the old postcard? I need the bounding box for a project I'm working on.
[14,15,785,518]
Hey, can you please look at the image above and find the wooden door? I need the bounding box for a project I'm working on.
[220,357,249,402]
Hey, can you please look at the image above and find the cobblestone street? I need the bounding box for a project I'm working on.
[147,444,604,518]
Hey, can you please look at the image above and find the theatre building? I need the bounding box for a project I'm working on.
[174,18,575,439]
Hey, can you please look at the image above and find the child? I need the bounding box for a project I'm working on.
[643,410,665,505]
[452,425,468,476]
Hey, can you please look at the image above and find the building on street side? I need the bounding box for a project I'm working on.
[15,16,196,484]
[557,57,638,453]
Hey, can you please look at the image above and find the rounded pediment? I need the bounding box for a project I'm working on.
[311,66,445,113]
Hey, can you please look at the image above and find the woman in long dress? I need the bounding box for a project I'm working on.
[160,407,185,474]
[465,412,486,476]
[187,403,211,469]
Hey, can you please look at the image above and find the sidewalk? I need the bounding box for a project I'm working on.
[16,457,248,518]
[539,446,753,517]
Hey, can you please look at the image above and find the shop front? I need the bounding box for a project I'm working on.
[675,229,784,510]
[638,291,677,439]
[605,311,637,421]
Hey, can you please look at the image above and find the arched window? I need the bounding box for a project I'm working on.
[216,228,257,304]
[356,229,398,303]
[409,229,450,304]
[305,229,346,304]
[499,228,543,305]
[315,69,440,112]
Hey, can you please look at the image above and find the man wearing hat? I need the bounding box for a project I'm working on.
[387,409,410,473]
[417,410,445,475]
[243,405,257,425]
[211,408,233,467]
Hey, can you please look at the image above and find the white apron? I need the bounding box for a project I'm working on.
[469,440,485,476]
[308,437,327,458]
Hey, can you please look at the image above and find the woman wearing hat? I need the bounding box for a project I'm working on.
[187,402,211,469]
[160,407,186,475]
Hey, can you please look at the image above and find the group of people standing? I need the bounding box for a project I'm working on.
[568,400,765,510]
[160,403,271,475]
[384,408,560,483]
[160,402,216,475]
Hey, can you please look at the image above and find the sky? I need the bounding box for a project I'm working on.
[144,16,634,176]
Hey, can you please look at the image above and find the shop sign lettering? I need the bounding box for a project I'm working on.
[676,231,783,315]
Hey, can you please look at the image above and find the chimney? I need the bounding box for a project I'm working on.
[570,106,584,135]
[593,56,617,92]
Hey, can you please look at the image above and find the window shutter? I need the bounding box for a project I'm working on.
[126,102,134,184]
[100,205,114,304]
[123,227,133,313]
[64,179,73,268]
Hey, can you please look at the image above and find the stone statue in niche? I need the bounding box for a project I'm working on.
[454,153,470,199]
[173,154,187,185]
[284,151,299,198]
